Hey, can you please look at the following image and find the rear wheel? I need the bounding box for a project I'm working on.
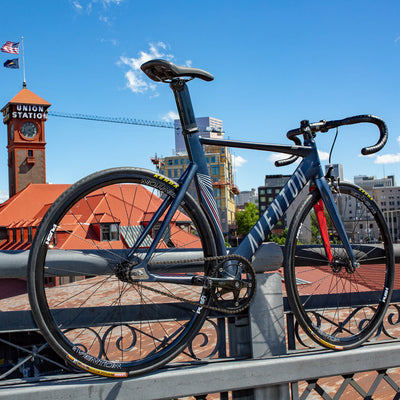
[28,167,217,377]
[284,182,394,350]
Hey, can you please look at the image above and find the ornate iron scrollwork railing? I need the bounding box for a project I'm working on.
[285,289,400,351]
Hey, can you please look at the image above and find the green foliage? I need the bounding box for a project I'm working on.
[235,202,259,236]
[267,228,288,245]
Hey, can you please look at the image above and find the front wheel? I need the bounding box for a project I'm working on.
[284,182,394,350]
[28,167,217,377]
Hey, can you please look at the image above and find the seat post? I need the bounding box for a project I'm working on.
[170,79,198,135]
[169,78,208,172]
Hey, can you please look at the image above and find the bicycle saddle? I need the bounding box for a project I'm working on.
[141,59,214,82]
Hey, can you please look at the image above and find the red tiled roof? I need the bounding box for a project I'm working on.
[5,88,51,107]
[0,182,195,251]
[0,184,70,250]
[0,183,70,226]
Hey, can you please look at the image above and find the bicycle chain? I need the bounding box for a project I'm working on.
[130,254,256,315]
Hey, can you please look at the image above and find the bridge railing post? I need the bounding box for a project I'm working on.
[226,243,289,400]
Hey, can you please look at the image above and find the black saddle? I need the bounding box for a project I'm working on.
[141,59,214,83]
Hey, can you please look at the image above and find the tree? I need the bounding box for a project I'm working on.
[235,202,259,236]
[267,228,288,245]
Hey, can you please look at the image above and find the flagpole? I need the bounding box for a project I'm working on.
[21,36,26,88]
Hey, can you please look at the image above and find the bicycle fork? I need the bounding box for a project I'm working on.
[313,177,359,272]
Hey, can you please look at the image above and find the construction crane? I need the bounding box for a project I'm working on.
[49,111,239,195]
[47,111,174,129]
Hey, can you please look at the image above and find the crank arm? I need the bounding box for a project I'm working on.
[192,275,251,290]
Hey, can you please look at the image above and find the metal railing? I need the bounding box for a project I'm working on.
[0,244,399,399]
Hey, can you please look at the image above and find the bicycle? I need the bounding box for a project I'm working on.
[27,59,395,378]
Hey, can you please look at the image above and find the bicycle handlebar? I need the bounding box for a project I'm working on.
[275,115,388,167]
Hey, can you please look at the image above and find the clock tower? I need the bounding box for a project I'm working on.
[1,86,50,197]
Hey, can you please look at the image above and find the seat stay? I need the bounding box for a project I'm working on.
[128,163,198,268]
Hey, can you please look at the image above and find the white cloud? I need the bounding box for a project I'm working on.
[118,42,173,94]
[72,1,83,10]
[268,153,288,163]
[99,15,110,24]
[318,150,329,161]
[72,0,123,11]
[375,153,400,164]
[268,152,302,166]
[232,155,247,170]
[103,0,123,6]
[374,136,400,164]
[100,38,117,46]
[0,190,8,204]
[161,111,179,122]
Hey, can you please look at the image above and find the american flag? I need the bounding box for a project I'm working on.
[1,41,19,54]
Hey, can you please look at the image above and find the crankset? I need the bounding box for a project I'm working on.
[115,254,257,314]
[194,255,257,313]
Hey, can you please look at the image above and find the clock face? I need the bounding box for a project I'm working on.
[21,122,38,139]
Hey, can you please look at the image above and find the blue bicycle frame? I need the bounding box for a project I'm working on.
[127,78,358,282]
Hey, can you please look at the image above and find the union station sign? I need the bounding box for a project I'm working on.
[2,103,49,123]
[12,104,48,120]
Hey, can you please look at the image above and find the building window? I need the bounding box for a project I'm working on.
[27,149,35,164]
[101,223,120,241]
[168,160,173,166]
[211,166,219,175]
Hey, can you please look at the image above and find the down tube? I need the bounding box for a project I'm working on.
[235,158,318,260]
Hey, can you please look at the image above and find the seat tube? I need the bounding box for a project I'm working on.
[169,79,226,255]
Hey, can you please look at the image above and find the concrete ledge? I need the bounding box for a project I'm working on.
[1,342,400,399]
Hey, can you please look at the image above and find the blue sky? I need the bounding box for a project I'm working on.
[0,1,399,201]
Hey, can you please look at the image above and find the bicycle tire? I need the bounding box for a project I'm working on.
[284,181,394,350]
[28,167,217,377]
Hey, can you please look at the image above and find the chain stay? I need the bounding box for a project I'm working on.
[133,254,256,315]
